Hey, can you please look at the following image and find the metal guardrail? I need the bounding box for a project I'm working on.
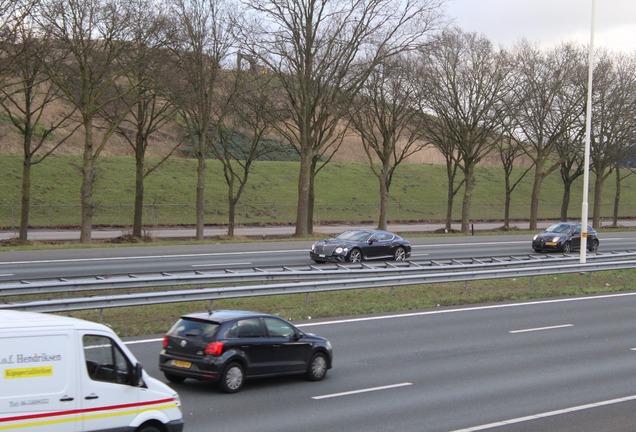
[1,251,635,313]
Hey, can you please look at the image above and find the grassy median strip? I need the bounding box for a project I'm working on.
[61,268,636,337]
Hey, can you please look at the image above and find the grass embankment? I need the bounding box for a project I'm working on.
[2,153,636,337]
[65,269,636,337]
[2,153,636,228]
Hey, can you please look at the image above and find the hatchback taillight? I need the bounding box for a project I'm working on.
[205,341,224,356]
[163,335,168,347]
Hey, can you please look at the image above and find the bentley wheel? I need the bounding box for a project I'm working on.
[348,249,362,263]
[393,247,406,261]
[562,241,572,253]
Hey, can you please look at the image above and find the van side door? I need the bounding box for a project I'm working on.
[80,333,141,431]
[0,330,78,432]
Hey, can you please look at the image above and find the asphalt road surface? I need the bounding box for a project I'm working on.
[1,232,636,280]
[126,293,636,432]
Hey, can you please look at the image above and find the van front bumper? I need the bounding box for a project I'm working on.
[165,419,184,432]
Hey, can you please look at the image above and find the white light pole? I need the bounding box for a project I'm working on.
[580,0,596,263]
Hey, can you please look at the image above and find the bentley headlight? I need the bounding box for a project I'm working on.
[533,235,538,240]
[335,247,343,254]
[311,244,315,252]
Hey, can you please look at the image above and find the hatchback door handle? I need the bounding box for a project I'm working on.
[60,396,74,402]
[85,394,99,400]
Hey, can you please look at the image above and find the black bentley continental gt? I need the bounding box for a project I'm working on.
[310,229,411,263]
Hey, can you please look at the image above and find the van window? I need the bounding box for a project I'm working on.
[83,335,131,385]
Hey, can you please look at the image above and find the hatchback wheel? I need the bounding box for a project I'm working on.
[220,362,244,393]
[588,239,599,252]
[393,247,406,261]
[306,353,328,381]
[347,249,362,263]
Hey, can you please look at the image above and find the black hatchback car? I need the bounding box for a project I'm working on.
[532,222,599,253]
[159,310,333,393]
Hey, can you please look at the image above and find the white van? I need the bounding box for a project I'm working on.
[0,310,184,432]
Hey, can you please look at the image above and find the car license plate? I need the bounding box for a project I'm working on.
[171,360,191,368]
[319,254,325,258]
[546,242,557,246]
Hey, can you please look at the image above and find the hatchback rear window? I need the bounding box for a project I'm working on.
[168,318,219,340]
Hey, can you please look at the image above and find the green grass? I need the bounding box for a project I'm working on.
[2,153,636,229]
[3,153,636,337]
[62,268,636,337]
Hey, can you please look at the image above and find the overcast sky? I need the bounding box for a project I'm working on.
[444,0,636,53]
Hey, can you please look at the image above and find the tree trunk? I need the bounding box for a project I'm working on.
[79,120,95,244]
[560,180,572,221]
[444,160,454,231]
[19,153,32,242]
[592,172,604,229]
[132,106,146,238]
[502,172,511,229]
[377,162,390,230]
[132,136,145,238]
[460,164,475,233]
[528,161,544,230]
[612,167,621,227]
[195,154,206,240]
[228,199,236,238]
[294,150,313,237]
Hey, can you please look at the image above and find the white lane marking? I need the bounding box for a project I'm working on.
[0,250,309,266]
[0,238,559,266]
[192,262,251,267]
[509,324,573,334]
[312,382,412,400]
[0,274,13,277]
[296,291,636,327]
[411,241,526,248]
[125,291,636,343]
[450,394,636,432]
[125,338,163,345]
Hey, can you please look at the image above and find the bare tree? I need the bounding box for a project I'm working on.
[36,0,134,243]
[213,67,282,238]
[508,41,585,230]
[349,53,427,230]
[555,123,585,220]
[416,28,509,233]
[167,0,238,240]
[0,11,79,242]
[589,51,636,228]
[242,0,444,237]
[101,0,179,238]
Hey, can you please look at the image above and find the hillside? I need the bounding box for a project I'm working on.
[1,153,635,230]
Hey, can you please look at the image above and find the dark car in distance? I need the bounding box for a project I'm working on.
[532,222,599,253]
[159,310,333,393]
[310,229,411,263]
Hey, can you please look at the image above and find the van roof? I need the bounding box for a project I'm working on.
[0,310,107,331]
